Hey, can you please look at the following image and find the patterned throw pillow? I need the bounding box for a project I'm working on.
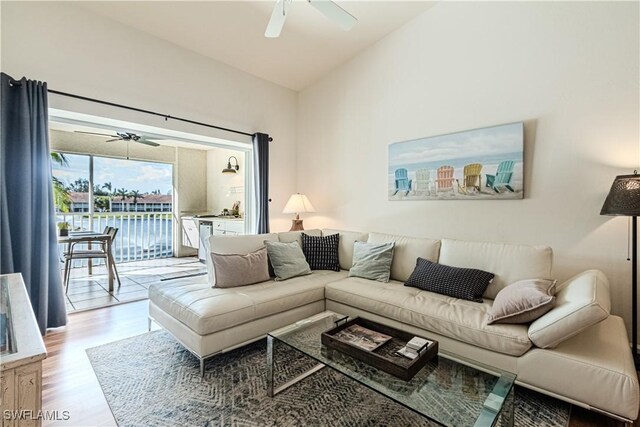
[301,233,340,271]
[404,258,494,302]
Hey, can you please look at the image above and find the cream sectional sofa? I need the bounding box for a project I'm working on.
[148,229,639,423]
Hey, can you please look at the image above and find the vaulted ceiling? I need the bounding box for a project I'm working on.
[77,1,436,91]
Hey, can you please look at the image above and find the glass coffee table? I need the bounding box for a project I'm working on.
[267,311,515,427]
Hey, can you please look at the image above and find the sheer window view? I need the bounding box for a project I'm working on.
[52,152,174,261]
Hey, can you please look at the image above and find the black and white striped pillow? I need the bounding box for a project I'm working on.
[301,233,340,271]
[405,258,494,302]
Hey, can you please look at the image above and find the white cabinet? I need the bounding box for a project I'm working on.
[1,274,46,427]
[197,219,244,261]
[207,220,244,236]
[181,217,199,249]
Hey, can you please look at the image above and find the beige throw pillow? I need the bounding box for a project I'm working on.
[488,278,557,324]
[211,247,270,288]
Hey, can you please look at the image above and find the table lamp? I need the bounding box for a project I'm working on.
[601,170,640,367]
[283,193,315,231]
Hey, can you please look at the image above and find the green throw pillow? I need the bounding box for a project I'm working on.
[265,241,312,281]
[348,241,395,282]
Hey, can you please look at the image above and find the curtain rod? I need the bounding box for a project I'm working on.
[8,77,258,138]
[48,89,256,138]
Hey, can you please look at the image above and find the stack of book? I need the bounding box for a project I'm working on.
[396,336,433,360]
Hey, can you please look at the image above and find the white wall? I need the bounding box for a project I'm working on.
[1,1,297,232]
[297,2,640,333]
[206,148,245,215]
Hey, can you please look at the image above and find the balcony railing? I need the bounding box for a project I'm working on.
[57,212,173,266]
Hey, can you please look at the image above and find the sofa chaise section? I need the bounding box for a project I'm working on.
[325,277,531,356]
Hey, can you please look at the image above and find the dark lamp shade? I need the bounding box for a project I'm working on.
[600,173,640,216]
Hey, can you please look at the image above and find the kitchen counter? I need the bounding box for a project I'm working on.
[180,215,245,258]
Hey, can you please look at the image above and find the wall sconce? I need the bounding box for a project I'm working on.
[222,156,239,174]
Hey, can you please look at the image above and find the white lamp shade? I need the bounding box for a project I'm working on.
[283,193,315,214]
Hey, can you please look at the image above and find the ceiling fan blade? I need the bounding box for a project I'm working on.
[308,0,357,31]
[75,131,117,137]
[105,138,122,143]
[265,0,288,38]
[136,139,161,147]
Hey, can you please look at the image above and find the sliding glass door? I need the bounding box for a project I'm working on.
[52,152,174,262]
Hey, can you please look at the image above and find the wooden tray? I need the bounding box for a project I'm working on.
[321,317,438,381]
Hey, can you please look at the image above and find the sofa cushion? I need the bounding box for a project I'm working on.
[367,232,440,282]
[325,277,532,356]
[348,241,395,282]
[211,247,270,288]
[528,270,610,348]
[322,229,369,270]
[488,279,556,324]
[206,233,279,286]
[302,233,340,271]
[149,270,347,335]
[405,258,494,302]
[278,229,322,246]
[438,239,553,300]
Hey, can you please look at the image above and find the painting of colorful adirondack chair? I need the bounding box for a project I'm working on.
[388,122,523,200]
[393,168,412,196]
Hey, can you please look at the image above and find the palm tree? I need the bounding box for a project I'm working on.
[50,152,69,167]
[52,177,71,212]
[51,152,71,212]
[129,190,144,212]
[102,182,114,211]
[116,188,129,211]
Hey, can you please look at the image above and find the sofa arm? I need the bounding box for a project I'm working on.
[528,270,611,348]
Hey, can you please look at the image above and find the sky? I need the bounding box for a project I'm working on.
[52,153,173,194]
[389,122,523,168]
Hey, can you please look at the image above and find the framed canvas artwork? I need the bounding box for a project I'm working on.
[388,122,524,200]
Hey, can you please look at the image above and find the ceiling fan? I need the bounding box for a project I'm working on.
[74,131,161,147]
[265,0,357,38]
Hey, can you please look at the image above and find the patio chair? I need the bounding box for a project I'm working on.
[457,163,483,194]
[414,169,434,194]
[393,168,412,196]
[486,160,515,193]
[63,226,121,293]
[435,166,455,193]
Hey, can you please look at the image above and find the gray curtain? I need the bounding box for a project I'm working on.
[252,133,270,234]
[1,73,67,334]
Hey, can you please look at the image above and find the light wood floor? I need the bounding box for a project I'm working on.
[42,300,635,426]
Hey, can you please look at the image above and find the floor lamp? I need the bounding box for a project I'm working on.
[601,171,640,367]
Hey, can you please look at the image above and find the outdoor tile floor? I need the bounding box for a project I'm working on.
[62,256,206,313]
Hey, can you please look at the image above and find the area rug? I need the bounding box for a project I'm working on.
[86,331,570,427]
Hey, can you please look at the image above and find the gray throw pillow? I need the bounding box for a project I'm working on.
[265,241,312,281]
[348,241,395,282]
[211,247,270,288]
[488,278,557,324]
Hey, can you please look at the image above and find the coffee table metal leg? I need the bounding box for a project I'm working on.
[267,335,324,398]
